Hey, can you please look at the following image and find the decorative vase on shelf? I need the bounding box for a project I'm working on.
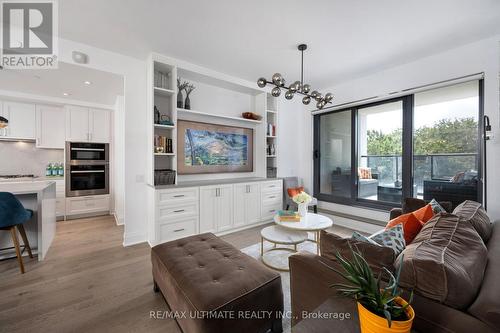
[177,90,184,109]
[184,83,196,110]
[298,203,308,217]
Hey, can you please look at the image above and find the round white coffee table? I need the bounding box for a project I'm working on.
[260,225,308,271]
[273,212,333,255]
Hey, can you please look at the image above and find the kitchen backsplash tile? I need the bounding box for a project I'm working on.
[0,141,63,177]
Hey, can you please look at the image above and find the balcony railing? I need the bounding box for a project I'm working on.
[360,153,478,195]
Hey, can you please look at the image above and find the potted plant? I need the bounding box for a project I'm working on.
[292,191,312,217]
[329,245,414,333]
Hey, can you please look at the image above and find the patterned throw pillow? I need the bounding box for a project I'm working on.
[369,224,406,256]
[358,167,372,179]
[429,199,447,214]
[386,212,423,244]
[351,232,380,246]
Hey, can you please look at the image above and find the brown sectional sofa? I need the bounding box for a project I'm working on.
[290,202,499,333]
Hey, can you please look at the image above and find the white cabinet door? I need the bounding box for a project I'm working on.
[199,186,217,233]
[89,108,110,143]
[66,105,89,142]
[2,101,36,139]
[36,105,65,149]
[246,183,261,224]
[233,183,261,227]
[216,185,233,232]
[233,184,247,227]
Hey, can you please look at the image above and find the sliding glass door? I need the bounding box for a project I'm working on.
[413,81,480,207]
[313,80,483,210]
[357,101,403,204]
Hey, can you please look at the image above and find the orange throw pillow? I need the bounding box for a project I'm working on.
[386,212,423,244]
[287,186,304,198]
[413,204,434,224]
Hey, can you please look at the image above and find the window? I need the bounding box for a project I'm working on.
[314,80,482,210]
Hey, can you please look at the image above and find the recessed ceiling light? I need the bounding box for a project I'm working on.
[63,92,71,96]
[84,81,92,85]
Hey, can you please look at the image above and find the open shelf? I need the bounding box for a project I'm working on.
[154,153,175,156]
[154,87,175,97]
[177,108,262,124]
[266,109,277,114]
[154,124,175,129]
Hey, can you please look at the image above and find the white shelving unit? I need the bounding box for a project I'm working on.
[147,53,269,187]
[265,93,278,178]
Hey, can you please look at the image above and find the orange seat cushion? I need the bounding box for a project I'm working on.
[287,186,304,198]
[386,212,423,244]
[413,204,434,224]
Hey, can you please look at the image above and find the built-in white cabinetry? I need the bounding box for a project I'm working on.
[152,179,282,245]
[36,105,65,149]
[52,179,66,219]
[199,184,234,233]
[260,180,283,221]
[66,106,111,143]
[0,101,36,139]
[155,187,199,244]
[234,183,261,227]
[65,194,110,217]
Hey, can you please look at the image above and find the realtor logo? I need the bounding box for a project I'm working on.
[1,0,58,69]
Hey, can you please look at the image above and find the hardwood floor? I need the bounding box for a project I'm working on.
[0,215,355,333]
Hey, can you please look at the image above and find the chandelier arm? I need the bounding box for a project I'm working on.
[263,80,332,104]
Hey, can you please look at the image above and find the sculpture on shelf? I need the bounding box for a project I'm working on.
[177,78,188,109]
[184,83,196,110]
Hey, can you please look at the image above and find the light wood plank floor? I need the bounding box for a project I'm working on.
[0,215,354,333]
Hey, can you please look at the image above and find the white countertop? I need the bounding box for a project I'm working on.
[0,181,56,195]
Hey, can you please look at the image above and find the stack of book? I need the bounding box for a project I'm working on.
[154,70,170,89]
[154,135,173,153]
[277,210,300,222]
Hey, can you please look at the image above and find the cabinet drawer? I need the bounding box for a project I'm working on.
[261,202,282,220]
[157,187,199,206]
[158,218,197,243]
[262,192,281,205]
[66,195,109,215]
[261,180,282,193]
[157,202,198,224]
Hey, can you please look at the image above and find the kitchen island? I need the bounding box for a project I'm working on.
[0,181,56,261]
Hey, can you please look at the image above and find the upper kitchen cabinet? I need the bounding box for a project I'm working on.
[89,108,111,143]
[36,105,65,149]
[0,101,36,140]
[66,106,111,143]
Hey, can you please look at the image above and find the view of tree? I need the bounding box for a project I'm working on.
[367,117,478,156]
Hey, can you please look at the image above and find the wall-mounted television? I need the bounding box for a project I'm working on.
[177,120,254,174]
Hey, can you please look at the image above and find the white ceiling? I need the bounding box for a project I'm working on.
[58,0,500,89]
[0,62,124,105]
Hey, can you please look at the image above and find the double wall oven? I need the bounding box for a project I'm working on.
[66,142,109,197]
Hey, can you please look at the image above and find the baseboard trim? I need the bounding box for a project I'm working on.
[123,231,147,247]
[318,208,386,227]
[113,213,124,226]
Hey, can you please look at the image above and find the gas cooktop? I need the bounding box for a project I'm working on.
[0,174,36,179]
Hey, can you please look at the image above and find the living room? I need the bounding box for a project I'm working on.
[1,1,499,333]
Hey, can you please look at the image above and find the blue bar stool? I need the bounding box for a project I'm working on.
[0,192,34,273]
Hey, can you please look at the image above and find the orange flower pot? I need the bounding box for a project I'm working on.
[357,297,415,333]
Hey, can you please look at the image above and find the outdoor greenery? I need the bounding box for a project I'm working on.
[365,118,478,184]
[367,117,478,155]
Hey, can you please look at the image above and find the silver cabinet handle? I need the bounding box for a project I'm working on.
[173,194,185,198]
[71,170,105,173]
[269,185,276,188]
[173,209,185,213]
[268,195,276,199]
[71,148,105,151]
[269,209,276,213]
[173,228,185,232]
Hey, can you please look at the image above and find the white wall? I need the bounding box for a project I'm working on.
[58,38,148,245]
[113,96,125,225]
[287,36,500,221]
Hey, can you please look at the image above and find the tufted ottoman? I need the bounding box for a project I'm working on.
[151,233,283,333]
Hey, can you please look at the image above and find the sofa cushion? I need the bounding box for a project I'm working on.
[468,221,500,330]
[453,200,492,243]
[386,212,423,244]
[413,204,434,224]
[321,230,396,274]
[395,213,487,309]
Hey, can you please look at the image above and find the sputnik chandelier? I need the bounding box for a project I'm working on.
[257,44,333,109]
